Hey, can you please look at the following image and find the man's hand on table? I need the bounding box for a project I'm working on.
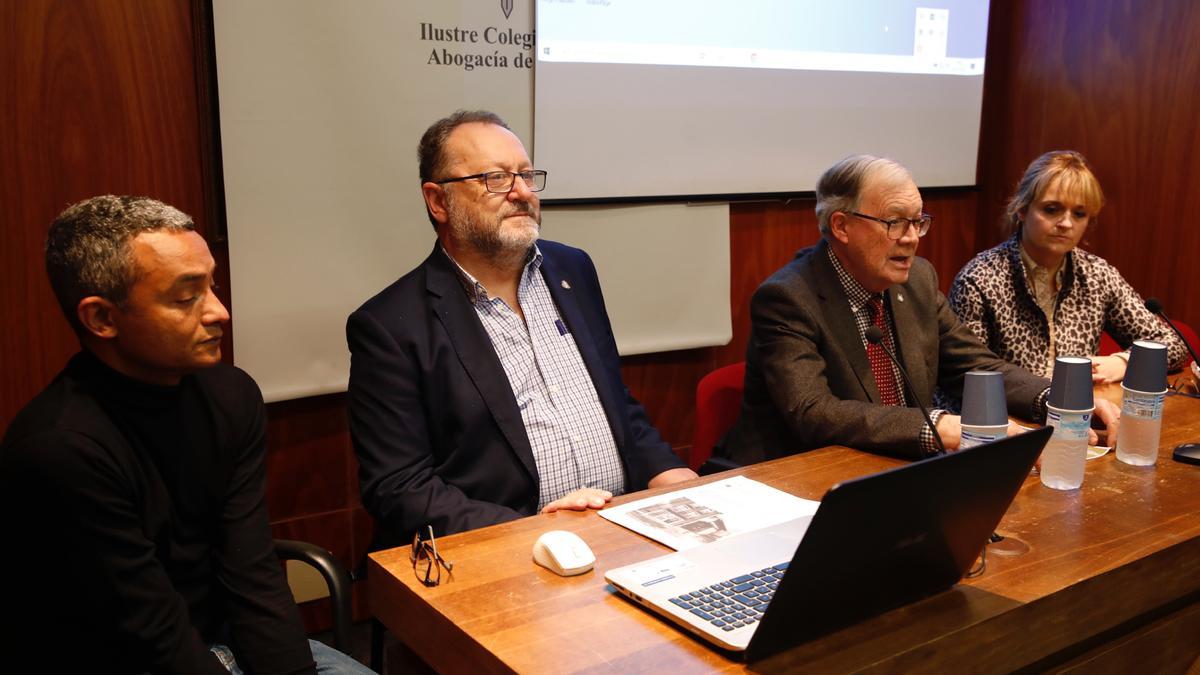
[935,414,963,451]
[541,488,614,513]
[937,415,1042,453]
[540,469,697,514]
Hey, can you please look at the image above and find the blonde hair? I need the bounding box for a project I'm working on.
[1005,150,1104,234]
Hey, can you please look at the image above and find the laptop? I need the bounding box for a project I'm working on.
[605,426,1052,661]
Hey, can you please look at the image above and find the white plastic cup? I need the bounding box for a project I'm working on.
[1041,405,1093,490]
[959,423,1009,449]
[1116,387,1165,466]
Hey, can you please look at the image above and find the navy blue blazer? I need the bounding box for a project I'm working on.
[347,240,684,546]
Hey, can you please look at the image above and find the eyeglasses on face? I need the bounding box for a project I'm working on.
[846,211,933,239]
[410,525,454,587]
[434,170,547,193]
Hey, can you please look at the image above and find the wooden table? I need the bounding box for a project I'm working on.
[369,383,1200,673]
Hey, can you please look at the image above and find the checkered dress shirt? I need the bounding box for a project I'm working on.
[827,247,947,456]
[445,246,626,508]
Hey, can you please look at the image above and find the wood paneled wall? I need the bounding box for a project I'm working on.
[0,0,229,432]
[5,0,1200,631]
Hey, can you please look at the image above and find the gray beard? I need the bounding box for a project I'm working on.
[448,199,539,270]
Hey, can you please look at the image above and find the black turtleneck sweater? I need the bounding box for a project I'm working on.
[0,352,315,674]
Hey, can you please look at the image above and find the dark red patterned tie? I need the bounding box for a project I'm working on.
[866,296,902,406]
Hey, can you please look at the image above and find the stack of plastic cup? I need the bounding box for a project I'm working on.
[1116,341,1169,466]
[960,371,1008,449]
[1041,357,1094,490]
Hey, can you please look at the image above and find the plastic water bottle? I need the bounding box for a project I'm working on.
[1116,388,1164,466]
[1116,342,1169,467]
[959,424,1008,449]
[1040,406,1091,490]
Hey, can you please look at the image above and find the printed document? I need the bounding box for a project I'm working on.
[599,476,819,550]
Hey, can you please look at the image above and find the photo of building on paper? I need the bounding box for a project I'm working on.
[628,496,729,544]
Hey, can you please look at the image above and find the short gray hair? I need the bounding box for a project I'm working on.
[815,155,911,236]
[45,195,195,335]
[417,110,511,229]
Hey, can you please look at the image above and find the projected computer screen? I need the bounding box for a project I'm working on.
[535,0,990,200]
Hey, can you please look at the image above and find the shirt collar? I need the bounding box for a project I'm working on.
[441,244,543,304]
[1017,239,1067,289]
[827,245,881,312]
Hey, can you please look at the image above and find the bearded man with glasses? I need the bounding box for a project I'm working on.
[719,155,1111,464]
[347,110,696,547]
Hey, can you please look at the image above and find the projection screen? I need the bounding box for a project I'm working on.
[534,0,990,201]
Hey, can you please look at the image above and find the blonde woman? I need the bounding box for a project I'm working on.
[949,150,1187,383]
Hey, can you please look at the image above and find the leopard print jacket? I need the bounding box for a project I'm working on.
[947,235,1188,379]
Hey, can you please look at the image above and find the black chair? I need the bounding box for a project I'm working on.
[274,539,354,655]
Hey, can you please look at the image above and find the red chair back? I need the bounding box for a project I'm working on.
[1097,331,1120,356]
[1172,319,1199,366]
[689,362,746,472]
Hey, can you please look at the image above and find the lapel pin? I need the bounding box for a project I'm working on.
[561,280,571,289]
[897,293,904,302]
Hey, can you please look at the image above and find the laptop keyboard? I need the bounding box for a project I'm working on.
[668,562,789,631]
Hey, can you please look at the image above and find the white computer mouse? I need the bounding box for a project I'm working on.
[532,530,596,576]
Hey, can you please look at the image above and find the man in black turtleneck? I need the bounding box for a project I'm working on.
[0,197,370,674]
